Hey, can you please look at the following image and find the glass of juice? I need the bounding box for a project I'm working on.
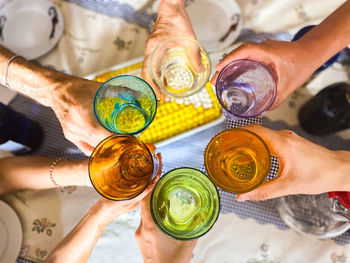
[149,36,211,98]
[94,75,157,135]
[89,134,159,201]
[215,59,277,119]
[150,167,220,240]
[204,128,271,193]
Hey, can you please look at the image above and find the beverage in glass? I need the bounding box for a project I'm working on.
[149,36,211,98]
[204,128,271,193]
[94,75,157,135]
[215,59,276,119]
[89,134,159,201]
[150,167,220,240]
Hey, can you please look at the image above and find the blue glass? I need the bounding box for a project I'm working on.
[94,75,157,135]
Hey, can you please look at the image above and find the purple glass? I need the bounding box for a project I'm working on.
[215,59,277,119]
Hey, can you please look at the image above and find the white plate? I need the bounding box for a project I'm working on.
[186,0,243,53]
[0,200,22,263]
[0,0,64,60]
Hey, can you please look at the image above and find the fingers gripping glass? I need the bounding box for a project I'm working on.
[149,36,211,98]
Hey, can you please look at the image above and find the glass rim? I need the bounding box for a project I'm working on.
[215,59,277,118]
[93,74,158,135]
[204,128,272,194]
[149,36,212,98]
[150,167,220,240]
[88,134,158,201]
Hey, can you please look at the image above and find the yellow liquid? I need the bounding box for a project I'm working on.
[116,106,146,133]
[96,95,153,133]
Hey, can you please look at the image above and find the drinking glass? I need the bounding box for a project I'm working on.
[89,134,159,201]
[150,167,220,240]
[94,75,157,135]
[215,59,277,119]
[149,36,211,98]
[204,128,271,193]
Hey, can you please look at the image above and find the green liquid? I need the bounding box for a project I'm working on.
[151,168,219,240]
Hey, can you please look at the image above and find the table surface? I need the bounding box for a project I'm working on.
[1,0,350,262]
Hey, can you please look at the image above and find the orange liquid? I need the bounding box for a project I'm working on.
[89,135,154,200]
[204,128,271,193]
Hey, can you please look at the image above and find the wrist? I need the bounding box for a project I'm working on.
[160,0,184,7]
[89,201,117,228]
[331,150,350,192]
[4,52,74,106]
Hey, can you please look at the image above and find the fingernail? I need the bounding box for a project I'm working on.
[237,195,250,202]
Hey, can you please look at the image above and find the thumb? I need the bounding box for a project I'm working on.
[142,54,165,100]
[236,178,287,201]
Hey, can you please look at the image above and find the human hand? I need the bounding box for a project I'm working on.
[94,151,162,223]
[142,0,198,98]
[210,40,322,110]
[49,77,113,155]
[235,124,350,202]
[94,176,161,225]
[135,191,197,263]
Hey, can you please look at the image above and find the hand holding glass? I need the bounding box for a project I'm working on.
[149,36,211,98]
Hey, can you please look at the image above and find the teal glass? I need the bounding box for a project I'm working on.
[94,75,157,135]
[150,167,220,240]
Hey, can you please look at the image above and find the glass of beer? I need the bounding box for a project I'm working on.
[150,167,220,240]
[89,134,159,201]
[204,128,271,193]
[94,75,157,135]
[149,36,211,98]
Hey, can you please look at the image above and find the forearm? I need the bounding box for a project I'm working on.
[142,244,196,263]
[331,150,350,192]
[296,1,350,72]
[0,45,73,106]
[45,202,111,263]
[0,156,87,194]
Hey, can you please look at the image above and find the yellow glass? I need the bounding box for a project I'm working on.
[204,128,271,193]
[89,134,159,200]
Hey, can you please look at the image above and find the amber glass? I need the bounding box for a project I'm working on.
[89,134,158,201]
[204,128,271,193]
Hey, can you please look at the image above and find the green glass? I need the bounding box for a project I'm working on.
[150,167,220,240]
[94,75,157,135]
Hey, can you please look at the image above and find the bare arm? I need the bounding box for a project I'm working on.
[211,0,350,109]
[45,176,160,263]
[236,125,350,201]
[0,156,89,194]
[0,45,112,154]
[45,199,112,263]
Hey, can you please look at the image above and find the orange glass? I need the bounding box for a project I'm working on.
[89,134,159,201]
[204,128,271,193]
